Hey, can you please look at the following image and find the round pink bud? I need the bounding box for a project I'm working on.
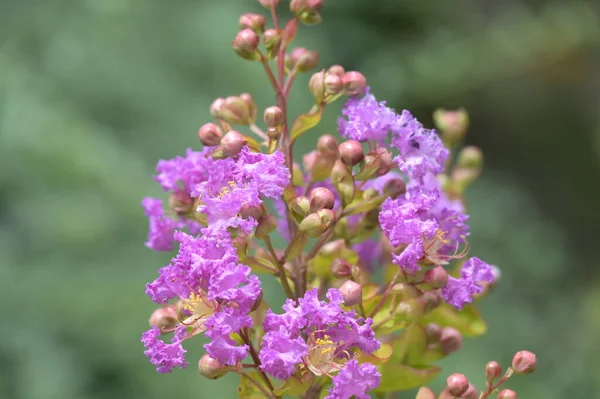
[149,305,179,332]
[309,71,326,103]
[446,373,469,397]
[290,0,308,13]
[439,327,463,355]
[457,145,483,170]
[240,93,257,123]
[383,178,407,199]
[339,280,363,306]
[374,147,394,176]
[498,389,517,399]
[262,29,281,53]
[169,190,194,216]
[422,290,442,313]
[317,134,339,155]
[198,354,228,379]
[511,350,536,375]
[264,106,284,127]
[327,64,345,77]
[426,323,442,344]
[240,203,264,220]
[258,0,280,9]
[289,47,319,72]
[331,258,352,278]
[485,361,502,380]
[221,96,252,125]
[463,383,479,399]
[239,13,266,33]
[210,98,226,119]
[433,108,469,144]
[343,71,367,95]
[267,127,281,140]
[198,123,223,146]
[309,187,335,212]
[419,266,449,290]
[233,29,260,58]
[339,140,364,166]
[324,74,344,95]
[220,130,247,157]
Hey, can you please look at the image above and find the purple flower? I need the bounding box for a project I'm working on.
[142,326,188,373]
[154,148,212,193]
[442,257,496,309]
[259,327,308,379]
[325,360,381,399]
[204,307,253,365]
[141,197,180,251]
[338,88,397,142]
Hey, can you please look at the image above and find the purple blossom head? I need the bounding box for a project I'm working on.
[141,197,179,251]
[204,307,253,365]
[442,257,496,309]
[338,88,397,142]
[259,326,308,379]
[325,360,381,399]
[155,147,212,194]
[142,325,188,373]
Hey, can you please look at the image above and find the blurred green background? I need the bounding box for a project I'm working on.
[1,0,599,398]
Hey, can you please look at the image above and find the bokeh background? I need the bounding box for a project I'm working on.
[1,0,599,398]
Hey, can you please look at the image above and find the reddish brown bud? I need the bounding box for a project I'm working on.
[289,47,319,72]
[343,71,367,95]
[418,266,449,290]
[425,323,442,344]
[446,373,469,397]
[258,0,280,8]
[339,140,364,166]
[309,187,335,212]
[263,106,284,127]
[422,290,442,313]
[485,361,502,380]
[331,258,352,278]
[374,147,394,176]
[239,13,266,32]
[198,354,227,379]
[256,214,277,239]
[324,74,344,95]
[439,327,462,355]
[240,203,264,221]
[221,96,252,125]
[327,65,345,77]
[383,178,407,198]
[317,134,339,155]
[240,93,257,123]
[220,130,247,157]
[339,280,363,306]
[512,350,536,375]
[198,123,223,146]
[233,29,260,59]
[210,98,226,119]
[149,306,178,332]
[498,389,517,399]
[169,190,194,215]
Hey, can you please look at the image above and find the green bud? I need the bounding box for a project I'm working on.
[395,297,425,321]
[198,354,228,380]
[309,71,326,103]
[299,213,325,237]
[354,152,381,181]
[331,159,355,206]
[290,196,311,222]
[263,29,281,58]
[255,214,278,239]
[433,108,469,147]
[220,96,252,125]
[457,146,483,169]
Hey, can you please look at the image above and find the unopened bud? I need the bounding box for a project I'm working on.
[457,146,483,170]
[210,98,226,119]
[395,297,425,321]
[299,212,326,237]
[233,29,260,60]
[339,140,364,166]
[240,93,257,123]
[263,29,281,56]
[391,283,420,299]
[463,384,479,399]
[439,327,462,355]
[317,134,339,155]
[433,108,469,145]
[415,387,435,399]
[375,147,394,176]
[198,354,228,380]
[498,389,517,399]
[198,123,223,146]
[354,152,381,181]
[220,130,247,157]
[343,71,367,96]
[258,0,280,8]
[418,266,449,290]
[422,290,442,313]
[233,236,249,257]
[331,258,352,278]
[309,71,326,103]
[290,0,323,24]
[339,280,362,306]
[446,374,469,397]
[264,106,284,127]
[511,351,536,375]
[149,306,179,332]
[320,239,345,257]
[291,196,311,221]
[251,289,264,312]
[289,47,319,72]
[239,13,266,33]
[383,178,407,198]
[324,74,344,95]
[240,203,264,221]
[309,187,335,212]
[327,65,345,77]
[485,361,502,380]
[221,96,252,125]
[169,190,194,215]
[317,208,335,227]
[256,214,277,239]
[425,323,442,344]
[331,159,355,205]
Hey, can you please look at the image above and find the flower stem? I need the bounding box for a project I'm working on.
[368,270,401,318]
[241,372,276,399]
[264,235,296,299]
[479,368,514,399]
[239,329,278,398]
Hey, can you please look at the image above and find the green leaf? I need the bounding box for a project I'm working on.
[422,303,487,337]
[290,108,323,141]
[284,234,309,262]
[375,364,440,393]
[238,372,268,399]
[273,373,313,397]
[390,323,428,366]
[358,343,394,365]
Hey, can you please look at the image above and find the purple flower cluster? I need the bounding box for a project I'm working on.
[442,257,496,309]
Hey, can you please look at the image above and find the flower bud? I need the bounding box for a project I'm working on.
[240,203,264,221]
[232,29,260,60]
[418,266,449,291]
[485,361,502,380]
[457,146,483,170]
[149,306,179,332]
[395,297,425,321]
[320,239,345,257]
[251,289,264,312]
[331,258,352,278]
[309,71,326,103]
[291,196,311,221]
[220,130,247,157]
[290,0,323,25]
[375,147,394,176]
[415,387,435,399]
[425,323,442,344]
[422,290,442,313]
[198,354,228,380]
[239,13,266,33]
[433,108,469,145]
[324,74,344,95]
[233,235,249,258]
[339,140,364,166]
[309,187,335,212]
[498,389,517,399]
[343,71,367,95]
[446,373,469,397]
[256,214,278,239]
[383,178,407,198]
[263,29,281,56]
[289,47,319,72]
[240,93,257,123]
[463,384,479,399]
[354,152,381,181]
[317,134,339,155]
[327,64,345,77]
[511,350,536,375]
[439,327,462,355]
[198,123,223,146]
[299,210,333,238]
[258,0,279,8]
[169,190,194,215]
[339,280,363,306]
[331,159,355,205]
[391,283,420,299]
[221,96,252,125]
[317,208,336,228]
[210,98,226,119]
[264,106,284,127]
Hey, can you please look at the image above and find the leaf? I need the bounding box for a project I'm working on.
[390,324,428,366]
[374,364,440,393]
[357,343,394,365]
[290,108,323,141]
[273,373,313,397]
[422,303,487,337]
[238,372,268,399]
[284,234,309,262]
